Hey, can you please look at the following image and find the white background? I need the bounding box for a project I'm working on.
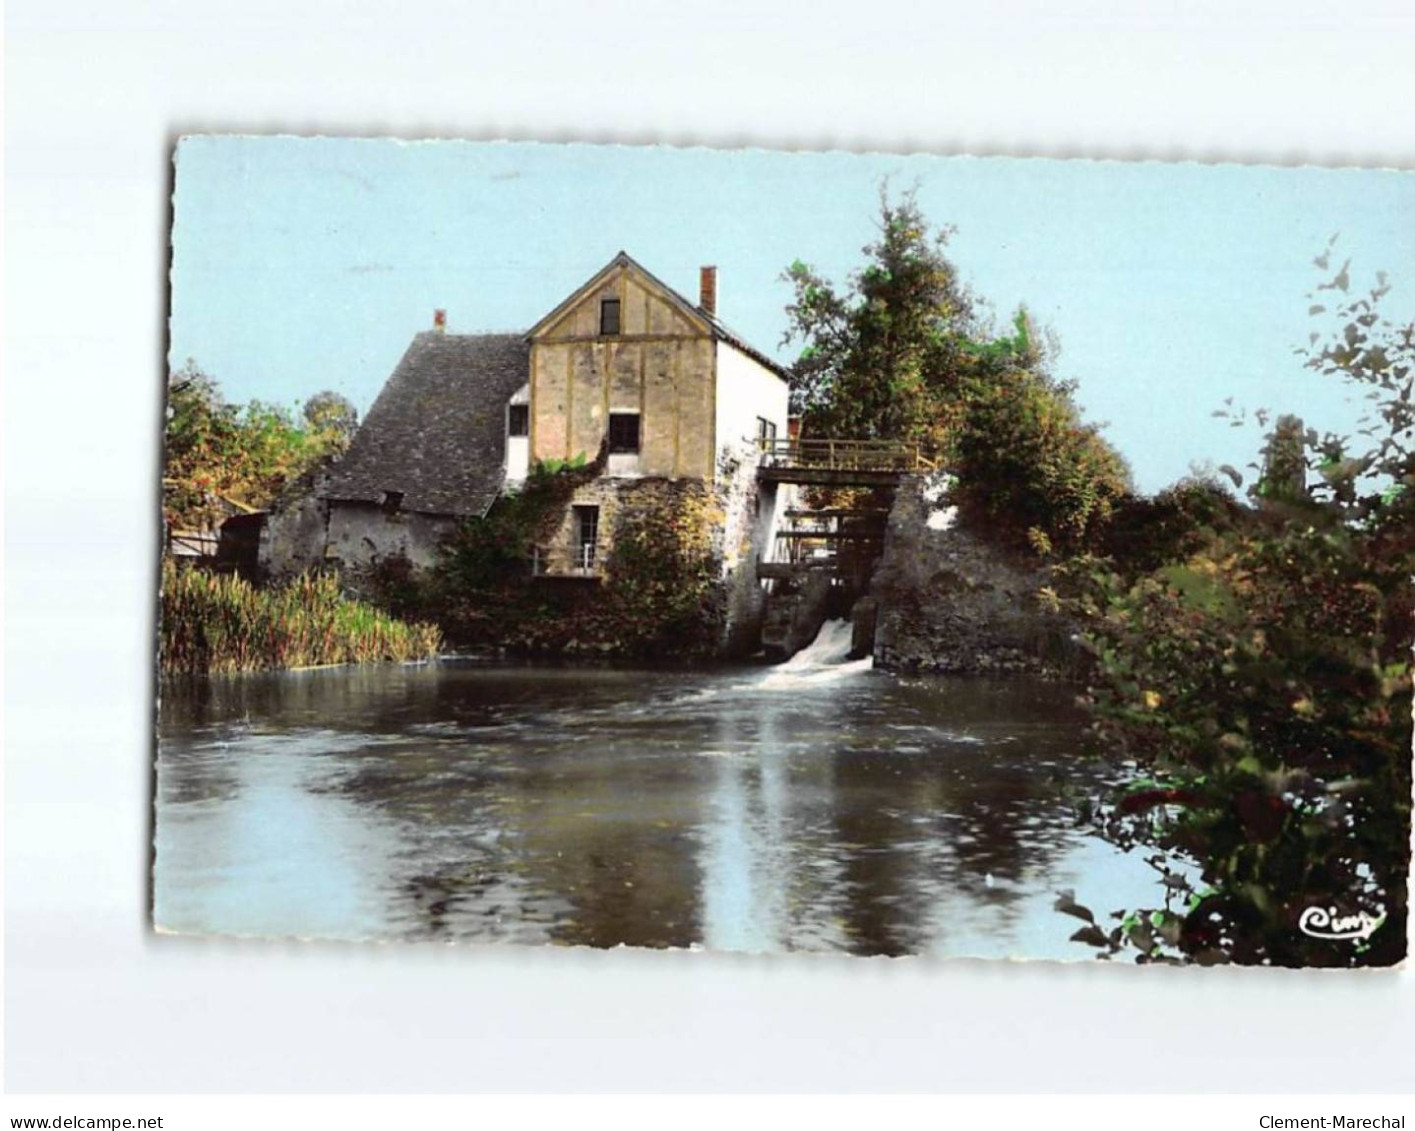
[6,0,1415,1094]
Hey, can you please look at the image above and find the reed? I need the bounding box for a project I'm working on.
[160,560,442,675]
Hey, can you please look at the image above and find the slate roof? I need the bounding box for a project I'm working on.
[322,332,529,517]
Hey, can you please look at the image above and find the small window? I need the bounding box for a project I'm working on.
[507,404,529,437]
[574,505,600,570]
[379,489,404,515]
[599,298,621,336]
[608,412,641,454]
[756,417,778,449]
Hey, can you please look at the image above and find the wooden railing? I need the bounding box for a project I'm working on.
[758,437,936,473]
[168,529,219,558]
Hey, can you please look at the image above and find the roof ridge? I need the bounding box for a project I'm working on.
[414,328,528,339]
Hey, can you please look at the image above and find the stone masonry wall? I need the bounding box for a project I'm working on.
[261,467,332,579]
[871,476,1074,675]
[262,482,457,583]
[324,503,459,575]
[534,445,776,657]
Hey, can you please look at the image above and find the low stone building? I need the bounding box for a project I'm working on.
[277,332,532,574]
[263,253,793,642]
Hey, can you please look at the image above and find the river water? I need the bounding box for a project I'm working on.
[155,622,1170,959]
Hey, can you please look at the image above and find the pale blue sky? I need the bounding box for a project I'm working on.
[170,137,1414,493]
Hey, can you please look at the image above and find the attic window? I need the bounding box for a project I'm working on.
[599,297,621,336]
[608,412,641,454]
[507,404,529,437]
[380,490,404,515]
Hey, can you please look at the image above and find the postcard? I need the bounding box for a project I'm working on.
[157,137,1411,965]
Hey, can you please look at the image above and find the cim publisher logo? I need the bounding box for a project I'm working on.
[1297,904,1385,942]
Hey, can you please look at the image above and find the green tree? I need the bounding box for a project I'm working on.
[303,390,360,455]
[164,362,251,529]
[783,185,979,442]
[163,364,354,530]
[783,188,1130,552]
[947,341,1132,551]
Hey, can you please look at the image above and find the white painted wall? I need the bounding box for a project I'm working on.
[714,341,789,479]
[606,452,641,477]
[506,382,530,483]
[507,437,529,482]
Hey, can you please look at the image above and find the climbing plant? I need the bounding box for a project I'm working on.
[605,485,725,654]
[432,448,603,593]
[404,446,730,657]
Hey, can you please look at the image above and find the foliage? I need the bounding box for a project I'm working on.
[1096,475,1245,579]
[160,558,440,675]
[1061,521,1409,965]
[782,188,1130,552]
[1300,241,1415,513]
[302,390,360,452]
[604,486,724,652]
[163,362,357,530]
[432,451,603,594]
[947,362,1133,551]
[783,185,977,442]
[1057,255,1413,967]
[396,448,727,657]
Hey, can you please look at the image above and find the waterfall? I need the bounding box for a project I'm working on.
[759,619,873,688]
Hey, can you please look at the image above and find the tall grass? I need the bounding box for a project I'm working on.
[161,560,442,675]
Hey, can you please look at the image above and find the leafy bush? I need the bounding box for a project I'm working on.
[947,366,1132,552]
[161,559,441,675]
[1097,476,1245,578]
[1057,256,1412,967]
[1061,518,1409,966]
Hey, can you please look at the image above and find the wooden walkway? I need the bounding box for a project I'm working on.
[756,438,936,487]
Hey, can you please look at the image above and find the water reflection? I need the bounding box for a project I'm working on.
[155,658,1166,958]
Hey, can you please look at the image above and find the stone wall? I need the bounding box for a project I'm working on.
[530,445,777,657]
[261,468,331,578]
[261,472,458,583]
[871,476,1074,675]
[323,503,459,575]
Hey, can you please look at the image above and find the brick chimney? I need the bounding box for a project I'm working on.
[699,266,717,318]
[433,309,447,333]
